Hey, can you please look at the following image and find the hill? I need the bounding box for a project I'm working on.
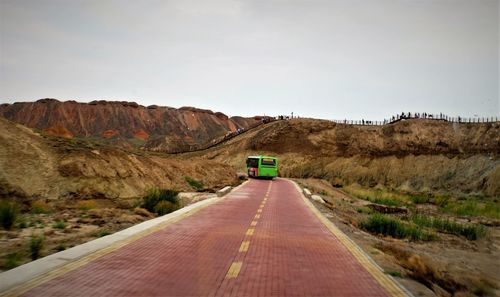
[0,99,261,152]
[199,118,500,196]
[0,116,239,204]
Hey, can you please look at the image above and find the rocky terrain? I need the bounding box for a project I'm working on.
[193,118,499,296]
[1,104,499,296]
[0,114,243,270]
[297,178,499,297]
[201,118,500,197]
[0,116,240,204]
[0,99,262,152]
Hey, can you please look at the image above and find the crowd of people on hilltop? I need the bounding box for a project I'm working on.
[391,112,441,122]
[344,112,466,125]
[388,112,469,123]
[336,112,498,126]
[276,114,300,120]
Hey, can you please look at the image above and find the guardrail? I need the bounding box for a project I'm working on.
[332,113,499,126]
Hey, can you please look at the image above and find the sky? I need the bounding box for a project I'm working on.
[0,0,499,120]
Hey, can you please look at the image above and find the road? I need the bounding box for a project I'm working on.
[14,178,407,296]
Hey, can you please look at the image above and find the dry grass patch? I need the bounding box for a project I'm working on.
[76,200,97,211]
[31,200,52,214]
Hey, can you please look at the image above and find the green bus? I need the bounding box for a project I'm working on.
[246,155,278,179]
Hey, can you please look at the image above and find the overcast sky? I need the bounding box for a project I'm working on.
[0,0,498,120]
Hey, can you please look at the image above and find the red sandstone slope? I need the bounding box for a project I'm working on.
[0,99,260,149]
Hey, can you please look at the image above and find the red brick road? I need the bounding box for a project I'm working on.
[22,179,394,297]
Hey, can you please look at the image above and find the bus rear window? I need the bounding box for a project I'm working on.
[246,158,259,168]
[261,158,276,166]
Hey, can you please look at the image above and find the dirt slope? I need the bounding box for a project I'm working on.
[0,117,239,205]
[200,118,500,196]
[0,99,260,152]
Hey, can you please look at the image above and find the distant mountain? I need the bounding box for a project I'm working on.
[0,99,262,151]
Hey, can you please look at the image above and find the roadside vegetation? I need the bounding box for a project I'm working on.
[441,199,500,219]
[408,214,487,240]
[29,235,44,260]
[31,200,52,214]
[343,187,414,207]
[0,199,153,271]
[344,185,500,220]
[1,188,211,272]
[0,200,18,230]
[4,253,21,269]
[52,221,67,230]
[184,176,204,191]
[77,200,97,211]
[142,188,180,215]
[360,214,436,241]
[296,178,499,297]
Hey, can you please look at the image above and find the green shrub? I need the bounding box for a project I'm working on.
[356,207,373,214]
[0,200,18,230]
[360,214,435,241]
[3,253,21,269]
[29,235,44,260]
[372,198,403,207]
[411,215,487,240]
[433,195,451,207]
[410,195,431,204]
[52,221,66,229]
[385,270,402,278]
[441,200,500,219]
[461,225,488,240]
[154,200,178,216]
[98,229,110,237]
[142,188,179,214]
[55,243,66,251]
[344,187,407,207]
[184,176,204,191]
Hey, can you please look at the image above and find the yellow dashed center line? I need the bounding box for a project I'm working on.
[225,181,273,281]
[226,262,242,279]
[239,241,250,252]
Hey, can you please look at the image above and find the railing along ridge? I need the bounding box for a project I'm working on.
[331,113,499,126]
[167,118,276,154]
